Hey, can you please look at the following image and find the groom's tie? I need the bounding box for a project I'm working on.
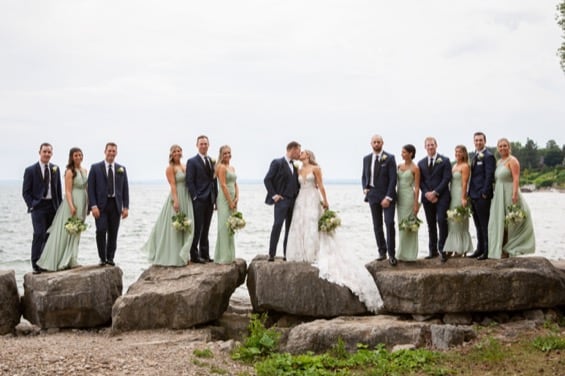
[43,164,50,197]
[107,164,115,197]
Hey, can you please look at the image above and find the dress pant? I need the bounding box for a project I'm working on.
[95,198,121,262]
[190,195,214,260]
[269,198,295,258]
[31,199,56,268]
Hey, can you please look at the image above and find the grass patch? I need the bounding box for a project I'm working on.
[232,313,281,362]
[532,334,565,352]
[193,348,214,358]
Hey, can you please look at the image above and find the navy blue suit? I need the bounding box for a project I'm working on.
[418,154,452,255]
[88,161,129,263]
[362,152,397,258]
[468,149,496,256]
[22,162,62,269]
[264,157,299,258]
[186,154,217,261]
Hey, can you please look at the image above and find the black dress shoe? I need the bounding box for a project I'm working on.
[468,250,483,258]
[205,258,213,263]
[99,260,106,266]
[424,253,438,259]
[376,255,387,261]
[477,253,488,260]
[440,252,447,263]
[268,256,275,262]
[106,260,115,266]
[32,269,42,275]
[192,258,205,264]
[283,257,287,261]
[388,257,397,266]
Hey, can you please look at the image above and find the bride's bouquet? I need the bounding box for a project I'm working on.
[227,211,246,235]
[171,211,192,232]
[446,205,472,223]
[318,210,341,233]
[64,216,87,235]
[505,204,526,226]
[399,213,422,232]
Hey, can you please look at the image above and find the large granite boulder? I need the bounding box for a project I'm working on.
[111,259,247,332]
[22,266,123,329]
[367,257,565,314]
[247,256,369,317]
[0,270,21,334]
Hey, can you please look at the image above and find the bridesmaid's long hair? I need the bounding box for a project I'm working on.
[303,150,318,166]
[215,145,231,177]
[66,147,83,178]
[169,144,183,166]
[455,145,469,164]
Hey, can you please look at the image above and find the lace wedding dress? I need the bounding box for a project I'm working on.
[287,173,384,313]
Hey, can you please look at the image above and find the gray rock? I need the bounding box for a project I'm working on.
[215,312,250,342]
[443,313,473,325]
[247,256,369,317]
[22,266,122,329]
[111,260,246,332]
[430,324,470,349]
[367,257,565,314]
[523,309,545,324]
[0,270,20,334]
[15,320,41,336]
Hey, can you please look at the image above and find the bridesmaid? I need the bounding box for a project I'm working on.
[487,138,535,259]
[396,144,421,261]
[443,145,473,257]
[214,145,239,264]
[37,147,88,271]
[142,145,194,266]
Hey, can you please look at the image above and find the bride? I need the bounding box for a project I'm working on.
[286,150,383,313]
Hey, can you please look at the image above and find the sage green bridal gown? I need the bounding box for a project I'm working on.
[487,161,535,258]
[142,170,194,266]
[443,171,473,255]
[396,169,418,261]
[37,171,88,271]
[214,170,237,264]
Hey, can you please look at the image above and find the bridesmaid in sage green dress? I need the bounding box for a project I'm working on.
[38,147,88,271]
[396,144,421,261]
[487,138,535,259]
[443,145,473,256]
[214,145,239,264]
[142,145,194,266]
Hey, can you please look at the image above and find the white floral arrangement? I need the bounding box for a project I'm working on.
[227,211,246,235]
[292,161,300,169]
[446,205,472,223]
[117,167,125,174]
[399,213,422,232]
[52,166,58,173]
[318,210,341,233]
[505,204,526,226]
[477,152,484,160]
[380,154,387,162]
[435,157,443,164]
[64,216,87,235]
[172,211,192,232]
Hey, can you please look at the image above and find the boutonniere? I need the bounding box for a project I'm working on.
[292,161,300,169]
[52,166,58,173]
[117,167,125,174]
[380,154,387,162]
[435,157,443,164]
[210,158,216,165]
[477,152,484,160]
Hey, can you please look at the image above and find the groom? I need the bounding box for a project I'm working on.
[264,141,301,262]
[88,142,129,266]
[22,142,63,273]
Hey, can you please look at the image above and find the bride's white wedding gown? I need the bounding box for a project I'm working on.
[286,173,384,313]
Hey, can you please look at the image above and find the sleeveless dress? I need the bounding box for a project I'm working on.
[287,173,384,313]
[142,170,194,266]
[396,169,418,261]
[214,170,237,264]
[443,171,473,255]
[487,162,535,258]
[37,170,88,271]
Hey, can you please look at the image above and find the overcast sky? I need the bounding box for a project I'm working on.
[1,0,564,182]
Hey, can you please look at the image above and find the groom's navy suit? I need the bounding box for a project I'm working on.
[186,154,217,262]
[362,151,397,258]
[22,162,62,270]
[418,154,452,256]
[88,161,129,263]
[264,157,300,258]
[468,149,495,257]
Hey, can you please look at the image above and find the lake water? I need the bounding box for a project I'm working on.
[1,182,563,298]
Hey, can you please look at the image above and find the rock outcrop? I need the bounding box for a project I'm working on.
[247,256,369,317]
[111,259,247,332]
[0,270,21,334]
[22,266,123,329]
[367,257,565,314]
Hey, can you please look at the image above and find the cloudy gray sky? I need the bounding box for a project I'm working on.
[2,0,564,182]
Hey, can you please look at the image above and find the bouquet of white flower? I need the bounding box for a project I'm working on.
[171,211,192,232]
[446,205,472,223]
[227,211,246,235]
[505,204,526,226]
[64,216,87,235]
[318,210,341,233]
[399,213,422,232]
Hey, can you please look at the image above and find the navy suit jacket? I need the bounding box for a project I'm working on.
[186,155,217,202]
[22,162,62,212]
[468,149,496,199]
[418,154,452,205]
[264,157,299,205]
[362,152,397,205]
[87,161,129,213]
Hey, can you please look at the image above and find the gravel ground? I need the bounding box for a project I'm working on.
[0,328,255,376]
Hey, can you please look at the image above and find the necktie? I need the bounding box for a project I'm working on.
[428,157,434,170]
[108,165,115,197]
[289,160,294,174]
[43,164,50,197]
[372,156,380,186]
[204,157,212,174]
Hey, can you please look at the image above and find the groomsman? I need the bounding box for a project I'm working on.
[468,131,496,260]
[418,137,452,263]
[22,142,62,273]
[88,142,129,266]
[264,141,301,261]
[362,135,398,265]
[186,135,217,263]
